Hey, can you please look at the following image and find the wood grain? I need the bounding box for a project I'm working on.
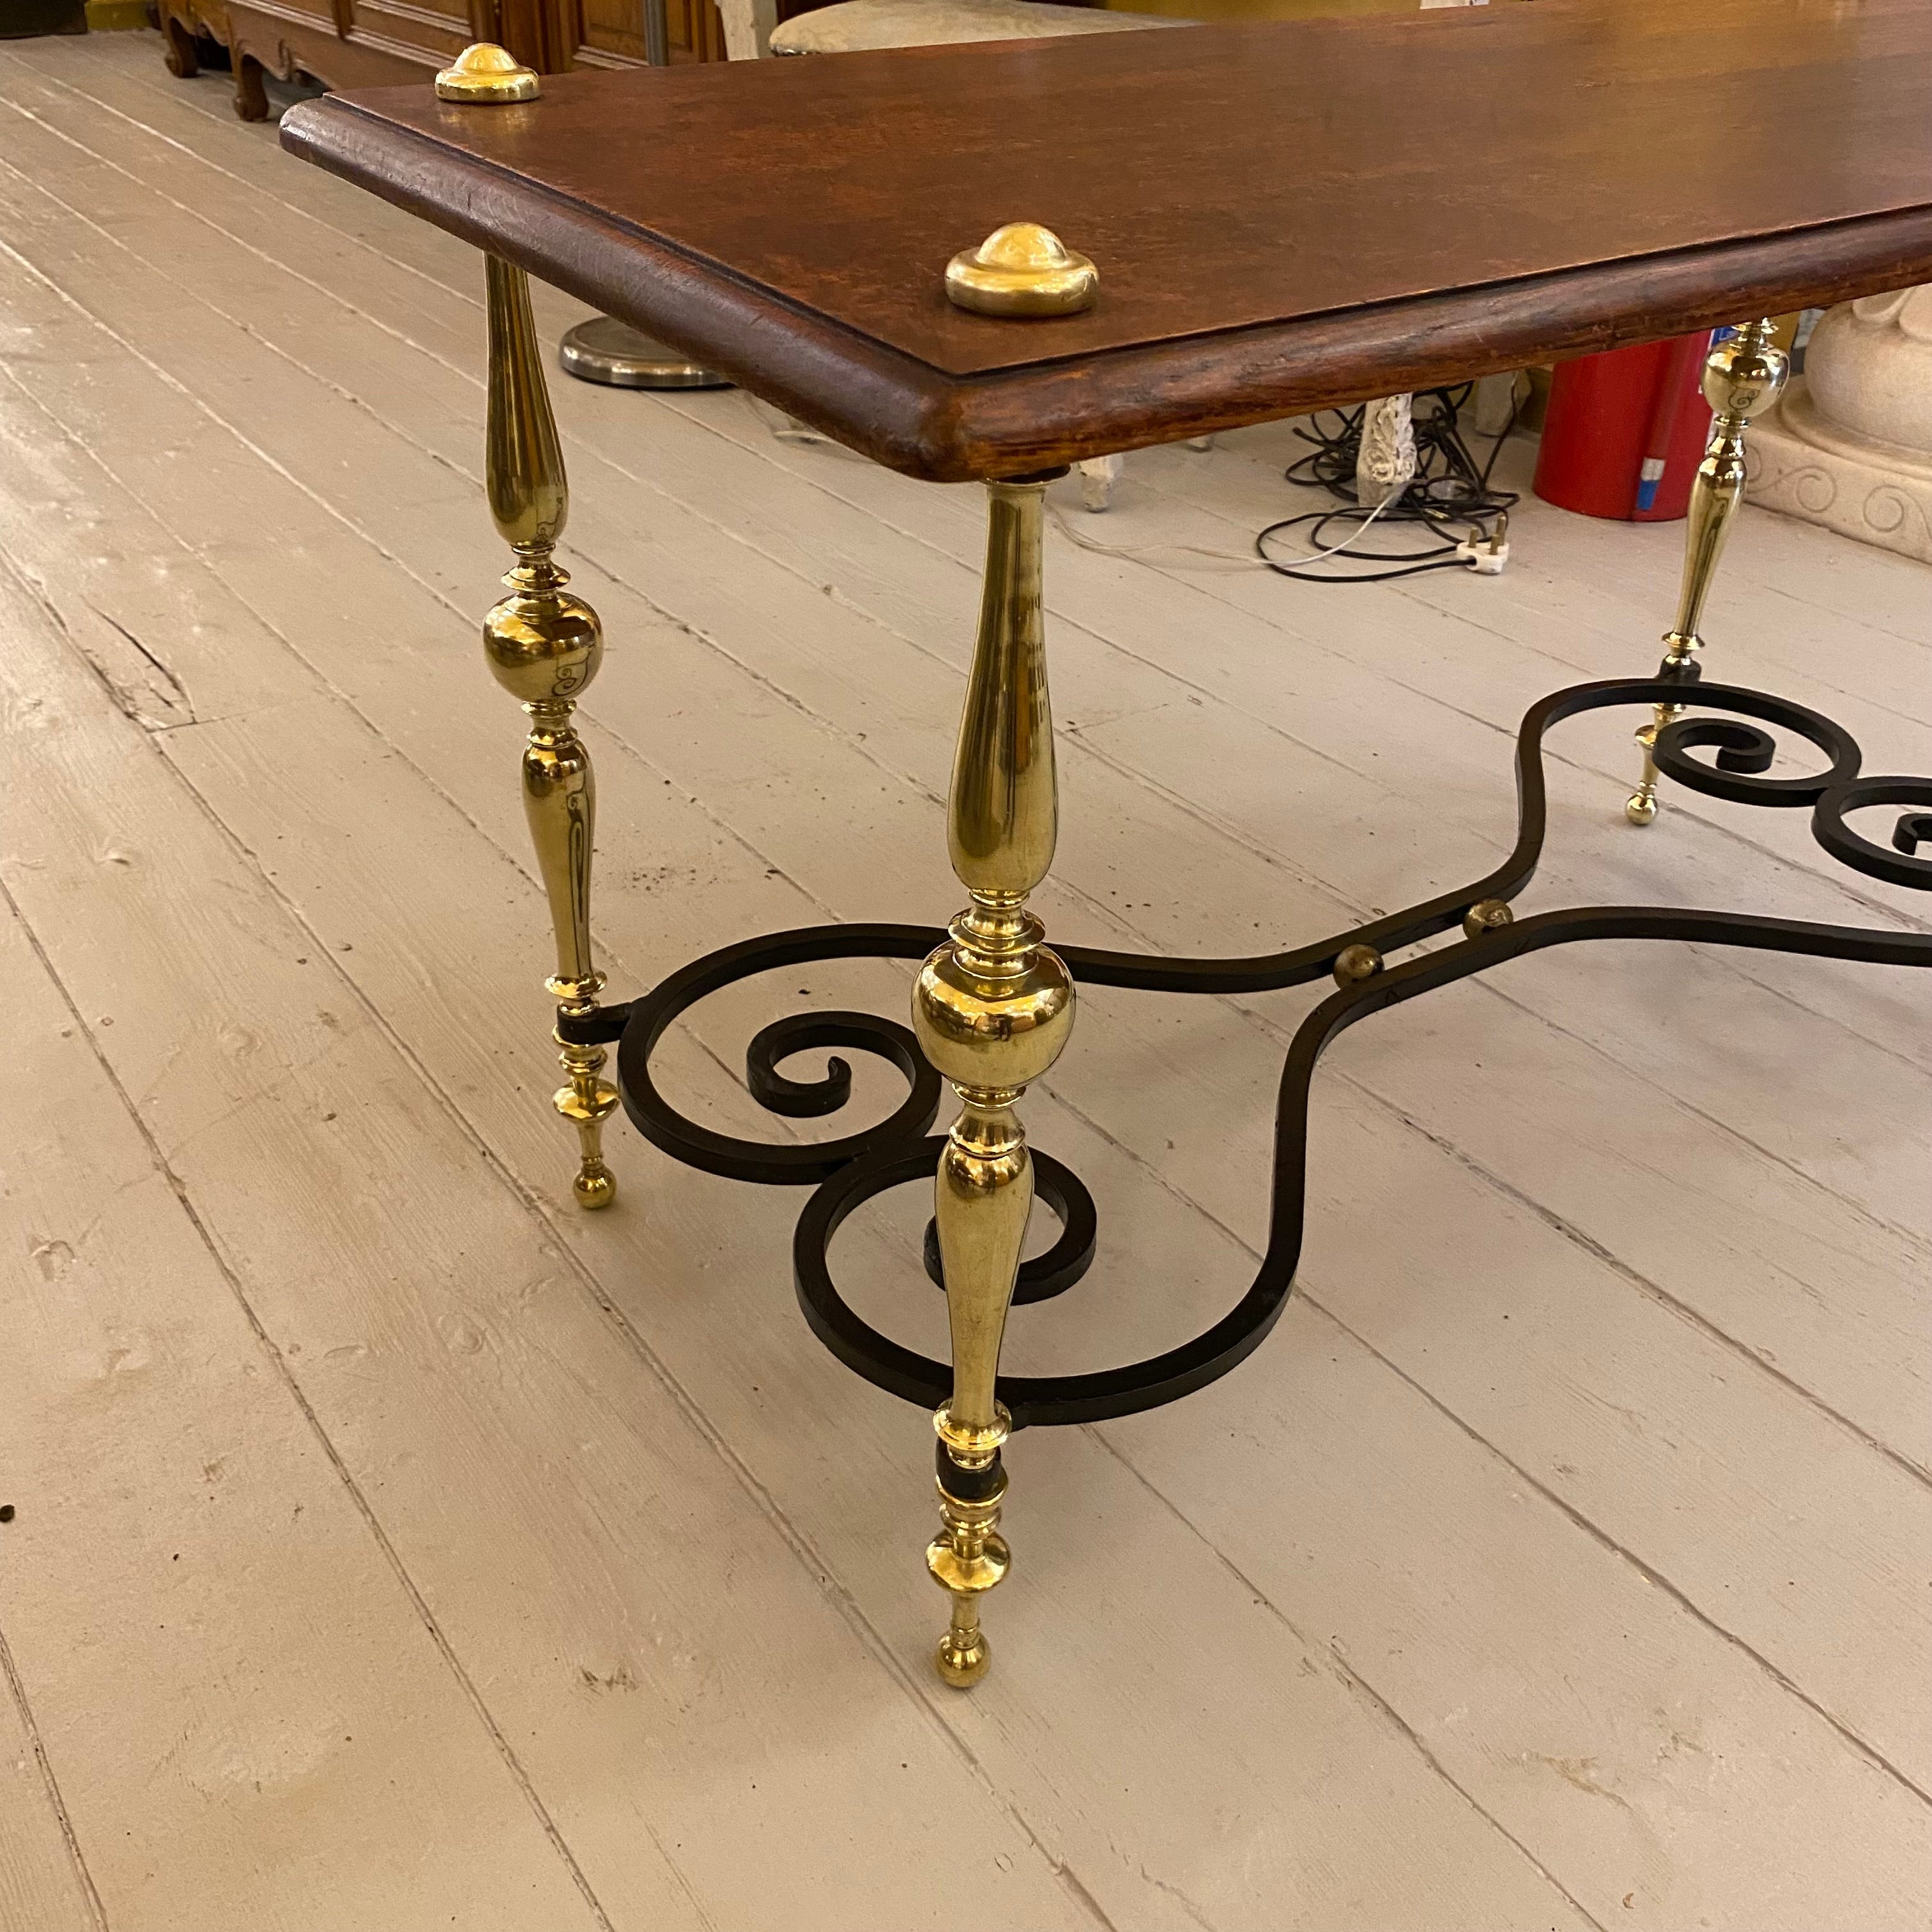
[281,0,1932,475]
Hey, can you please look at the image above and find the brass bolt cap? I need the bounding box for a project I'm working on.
[946,223,1097,318]
[436,43,540,102]
[1461,898,1515,941]
[1331,943,1383,988]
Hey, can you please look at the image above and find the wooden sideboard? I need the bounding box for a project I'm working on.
[157,0,737,121]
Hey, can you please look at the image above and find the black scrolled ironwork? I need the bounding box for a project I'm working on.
[611,678,1932,1429]
[1814,778,1932,889]
[615,924,944,1185]
[1649,686,1862,807]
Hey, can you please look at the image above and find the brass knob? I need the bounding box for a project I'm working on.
[1461,898,1515,940]
[1331,944,1383,988]
[436,42,540,102]
[945,223,1097,318]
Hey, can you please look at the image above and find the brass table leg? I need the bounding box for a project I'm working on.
[481,255,619,1208]
[1627,319,1788,825]
[912,473,1075,1687]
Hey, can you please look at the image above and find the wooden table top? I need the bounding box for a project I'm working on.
[283,0,1932,480]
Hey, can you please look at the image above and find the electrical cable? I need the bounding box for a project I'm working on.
[1255,381,1521,584]
[743,378,1522,587]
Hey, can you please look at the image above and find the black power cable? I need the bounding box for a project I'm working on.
[1255,382,1521,584]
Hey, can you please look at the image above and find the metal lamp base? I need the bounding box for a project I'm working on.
[558,317,730,390]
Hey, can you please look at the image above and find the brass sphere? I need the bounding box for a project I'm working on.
[1702,331,1788,420]
[935,1627,992,1687]
[573,1167,616,1211]
[912,937,1073,1094]
[483,585,602,707]
[1625,790,1659,827]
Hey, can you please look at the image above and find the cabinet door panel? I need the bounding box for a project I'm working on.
[574,0,728,65]
[352,0,476,56]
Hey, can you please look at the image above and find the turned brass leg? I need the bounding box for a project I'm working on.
[1627,319,1788,825]
[480,255,618,1209]
[912,473,1074,1687]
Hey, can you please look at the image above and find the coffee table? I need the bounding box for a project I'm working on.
[283,0,1932,1687]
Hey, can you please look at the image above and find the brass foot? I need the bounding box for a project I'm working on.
[935,1625,992,1688]
[572,1165,616,1211]
[555,1027,618,1208]
[1627,710,1678,827]
[926,1419,1010,1689]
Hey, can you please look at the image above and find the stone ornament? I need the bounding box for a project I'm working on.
[1748,288,1932,563]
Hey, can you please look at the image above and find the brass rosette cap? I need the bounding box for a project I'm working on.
[436,43,541,103]
[945,222,1097,318]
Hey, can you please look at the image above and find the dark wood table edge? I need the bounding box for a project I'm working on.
[282,95,1932,482]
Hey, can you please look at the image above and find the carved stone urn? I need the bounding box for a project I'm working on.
[1748,289,1932,562]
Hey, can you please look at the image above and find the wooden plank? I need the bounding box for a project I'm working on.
[176,676,1932,1928]
[1119,1274,1932,1932]
[0,594,613,1932]
[0,1628,98,1932]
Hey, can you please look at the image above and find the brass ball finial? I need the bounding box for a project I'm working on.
[436,42,540,102]
[945,222,1097,318]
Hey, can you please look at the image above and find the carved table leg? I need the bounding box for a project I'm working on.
[161,14,199,78]
[912,473,1075,1687]
[480,255,619,1209]
[1627,319,1788,825]
[232,52,269,123]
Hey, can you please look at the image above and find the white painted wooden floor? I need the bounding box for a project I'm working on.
[1,31,1928,1932]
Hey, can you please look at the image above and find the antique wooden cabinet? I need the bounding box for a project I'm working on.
[157,0,734,121]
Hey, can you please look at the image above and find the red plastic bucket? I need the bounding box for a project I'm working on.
[1533,332,1715,521]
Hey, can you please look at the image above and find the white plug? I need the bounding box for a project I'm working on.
[1455,512,1510,575]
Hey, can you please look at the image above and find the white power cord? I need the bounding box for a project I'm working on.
[735,391,1509,579]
